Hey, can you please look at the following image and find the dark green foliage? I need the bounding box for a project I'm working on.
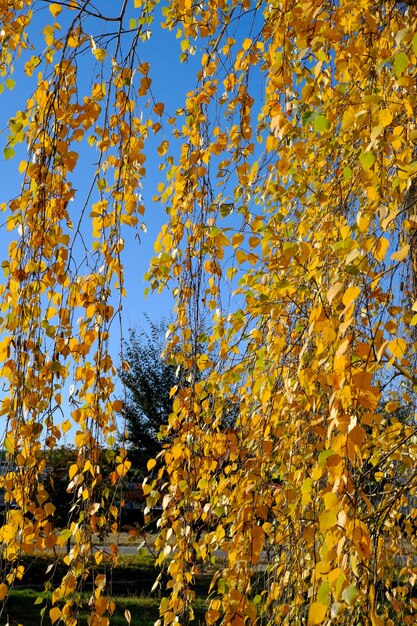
[119,320,177,472]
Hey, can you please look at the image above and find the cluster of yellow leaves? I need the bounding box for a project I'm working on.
[0,0,33,91]
[0,0,158,622]
[147,0,417,625]
[0,0,416,625]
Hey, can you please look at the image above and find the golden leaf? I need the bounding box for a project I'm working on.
[93,48,106,62]
[147,458,157,471]
[388,338,406,360]
[327,282,343,304]
[391,244,409,261]
[342,286,360,307]
[308,602,328,625]
[49,3,62,17]
[319,510,337,532]
[50,608,62,624]
[374,237,390,261]
[378,108,393,127]
[0,583,8,601]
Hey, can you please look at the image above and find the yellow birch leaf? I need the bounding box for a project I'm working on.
[236,249,247,264]
[323,492,338,510]
[327,282,343,304]
[197,354,211,370]
[206,610,221,625]
[348,424,366,445]
[116,461,131,478]
[92,83,106,100]
[0,583,8,601]
[147,458,157,471]
[374,237,389,261]
[369,124,384,143]
[44,502,56,517]
[171,444,182,460]
[95,595,107,613]
[308,602,328,625]
[319,510,337,532]
[93,48,107,62]
[251,525,265,564]
[342,286,360,307]
[378,108,393,127]
[328,568,343,590]
[49,3,62,17]
[68,464,78,481]
[232,234,244,248]
[67,34,79,48]
[391,244,409,261]
[342,110,355,129]
[50,608,62,624]
[388,338,406,360]
[352,371,372,389]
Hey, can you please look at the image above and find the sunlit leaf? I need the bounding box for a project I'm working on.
[342,584,360,606]
[3,147,15,160]
[93,48,106,62]
[359,150,375,170]
[314,115,330,132]
[394,51,409,77]
[49,3,62,17]
[308,602,328,625]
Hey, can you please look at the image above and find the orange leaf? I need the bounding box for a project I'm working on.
[0,583,8,601]
[50,608,62,624]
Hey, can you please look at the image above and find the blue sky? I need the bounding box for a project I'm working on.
[0,1,206,440]
[0,1,203,351]
[0,0,268,443]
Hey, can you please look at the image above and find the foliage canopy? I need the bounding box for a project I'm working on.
[0,0,416,625]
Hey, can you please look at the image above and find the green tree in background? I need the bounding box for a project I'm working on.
[119,320,177,473]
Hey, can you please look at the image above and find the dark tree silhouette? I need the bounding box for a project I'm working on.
[119,320,177,472]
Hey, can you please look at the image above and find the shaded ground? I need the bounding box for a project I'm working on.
[1,590,164,626]
[0,552,211,625]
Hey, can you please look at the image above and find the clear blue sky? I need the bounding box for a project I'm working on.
[0,1,204,440]
[0,1,202,351]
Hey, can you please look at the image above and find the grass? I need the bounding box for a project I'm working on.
[2,590,207,625]
[12,550,214,595]
[0,552,210,625]
[12,552,159,596]
[1,590,162,625]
